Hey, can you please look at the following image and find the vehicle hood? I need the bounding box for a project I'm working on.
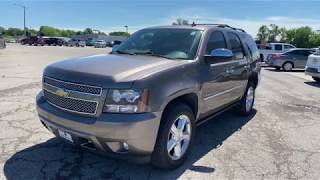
[44,54,188,88]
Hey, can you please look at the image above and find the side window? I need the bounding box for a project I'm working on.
[227,32,244,59]
[275,44,283,51]
[284,45,294,49]
[205,31,227,54]
[301,50,312,56]
[288,50,300,55]
[245,35,260,60]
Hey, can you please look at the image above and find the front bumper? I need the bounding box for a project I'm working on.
[36,92,161,163]
[305,67,320,78]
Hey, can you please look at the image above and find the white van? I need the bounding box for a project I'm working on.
[258,43,295,62]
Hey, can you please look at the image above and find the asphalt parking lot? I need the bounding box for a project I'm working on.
[1,44,320,180]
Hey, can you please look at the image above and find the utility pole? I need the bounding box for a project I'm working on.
[124,25,128,33]
[14,4,27,37]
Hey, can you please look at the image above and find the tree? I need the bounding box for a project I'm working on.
[83,28,93,35]
[5,28,24,36]
[109,31,130,36]
[279,27,287,42]
[39,26,60,36]
[285,29,296,44]
[268,24,281,42]
[257,25,269,42]
[26,28,38,36]
[0,26,5,34]
[172,18,189,25]
[60,29,77,38]
[309,32,320,47]
[292,26,313,48]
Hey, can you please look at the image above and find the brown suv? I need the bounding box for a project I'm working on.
[36,24,261,169]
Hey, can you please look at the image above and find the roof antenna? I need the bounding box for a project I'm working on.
[191,22,196,27]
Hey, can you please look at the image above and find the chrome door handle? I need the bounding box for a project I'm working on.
[226,69,234,73]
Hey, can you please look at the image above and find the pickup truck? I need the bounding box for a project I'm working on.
[258,43,295,62]
[36,24,261,169]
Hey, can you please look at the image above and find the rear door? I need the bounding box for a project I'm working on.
[297,50,313,68]
[225,32,249,101]
[287,50,312,68]
[201,31,234,114]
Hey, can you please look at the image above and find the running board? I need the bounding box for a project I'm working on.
[195,102,239,126]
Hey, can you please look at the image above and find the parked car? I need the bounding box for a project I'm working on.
[266,48,315,71]
[20,36,46,46]
[258,43,295,62]
[36,24,261,169]
[94,40,107,48]
[86,39,95,46]
[68,39,86,47]
[111,40,122,47]
[45,37,65,46]
[305,48,320,82]
[0,34,5,49]
[60,38,71,46]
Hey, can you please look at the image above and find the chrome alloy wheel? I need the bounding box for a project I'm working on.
[167,114,191,160]
[283,63,293,71]
[246,86,255,112]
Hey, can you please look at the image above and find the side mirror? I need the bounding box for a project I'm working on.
[112,44,120,52]
[204,48,233,64]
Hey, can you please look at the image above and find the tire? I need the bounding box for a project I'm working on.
[151,103,196,169]
[283,62,293,71]
[312,77,320,82]
[237,81,255,116]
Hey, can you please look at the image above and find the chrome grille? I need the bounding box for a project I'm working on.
[43,76,102,115]
[44,77,102,95]
[44,91,98,114]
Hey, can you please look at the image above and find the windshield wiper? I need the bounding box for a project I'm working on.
[135,51,176,60]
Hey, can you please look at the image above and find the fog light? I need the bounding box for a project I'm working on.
[122,142,129,151]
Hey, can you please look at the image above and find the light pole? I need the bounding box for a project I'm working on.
[124,25,128,33]
[14,3,27,37]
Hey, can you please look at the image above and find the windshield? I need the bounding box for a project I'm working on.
[115,28,202,60]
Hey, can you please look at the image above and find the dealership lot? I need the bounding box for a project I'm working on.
[1,44,320,179]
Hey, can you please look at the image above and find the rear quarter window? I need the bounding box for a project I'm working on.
[244,35,260,61]
[227,32,244,59]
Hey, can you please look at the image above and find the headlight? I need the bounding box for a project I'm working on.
[103,89,149,113]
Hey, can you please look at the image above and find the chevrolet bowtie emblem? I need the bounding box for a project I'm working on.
[55,88,69,97]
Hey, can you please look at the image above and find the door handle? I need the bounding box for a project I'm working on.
[226,69,234,74]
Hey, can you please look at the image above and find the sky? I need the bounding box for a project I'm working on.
[1,0,320,37]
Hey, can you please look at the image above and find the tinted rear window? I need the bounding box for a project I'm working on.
[244,34,260,60]
[228,32,244,59]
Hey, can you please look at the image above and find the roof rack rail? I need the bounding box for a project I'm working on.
[191,22,246,33]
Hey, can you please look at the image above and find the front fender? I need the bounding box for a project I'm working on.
[132,62,201,115]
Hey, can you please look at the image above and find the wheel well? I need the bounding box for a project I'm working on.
[163,93,198,118]
[283,61,294,68]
